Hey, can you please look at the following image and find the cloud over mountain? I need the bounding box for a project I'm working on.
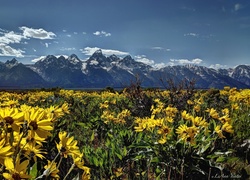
[169,58,203,65]
[81,47,129,56]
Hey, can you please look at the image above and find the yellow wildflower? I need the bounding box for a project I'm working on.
[72,153,86,170]
[0,138,13,164]
[56,131,81,158]
[187,100,194,105]
[43,160,60,180]
[176,125,198,144]
[165,106,178,118]
[0,107,24,132]
[157,124,171,136]
[222,122,234,134]
[231,103,239,110]
[181,110,193,121]
[206,108,219,119]
[25,108,53,139]
[81,166,91,180]
[219,115,231,124]
[215,125,225,138]
[158,137,167,144]
[3,157,31,180]
[194,104,201,112]
[21,130,46,147]
[23,144,46,162]
[192,116,208,128]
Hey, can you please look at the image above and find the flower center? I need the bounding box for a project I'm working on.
[60,147,67,153]
[12,173,21,180]
[30,121,38,130]
[163,128,169,134]
[4,116,14,124]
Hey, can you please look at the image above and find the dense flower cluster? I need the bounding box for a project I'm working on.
[0,91,90,180]
[0,86,249,179]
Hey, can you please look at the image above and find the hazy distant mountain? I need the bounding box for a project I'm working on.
[0,50,250,89]
[0,58,46,88]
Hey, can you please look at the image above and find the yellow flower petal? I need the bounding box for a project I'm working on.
[4,157,14,170]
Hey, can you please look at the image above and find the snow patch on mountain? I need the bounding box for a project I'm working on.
[89,60,99,65]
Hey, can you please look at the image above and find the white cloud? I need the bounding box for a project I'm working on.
[45,43,49,48]
[66,34,72,37]
[154,63,167,69]
[0,30,25,57]
[170,58,203,65]
[151,46,171,51]
[31,56,46,62]
[60,47,76,51]
[209,64,227,69]
[81,47,129,56]
[0,43,25,57]
[184,33,199,37]
[234,3,242,11]
[82,32,87,35]
[135,55,168,69]
[0,31,24,44]
[93,31,111,37]
[135,55,155,66]
[0,26,56,58]
[152,47,164,50]
[20,26,56,39]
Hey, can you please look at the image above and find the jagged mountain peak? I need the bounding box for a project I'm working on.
[90,49,104,59]
[94,49,102,54]
[123,55,133,61]
[108,54,119,61]
[1,51,250,89]
[234,64,250,71]
[5,58,19,64]
[69,54,80,60]
[5,58,19,68]
[46,55,57,59]
[88,49,108,66]
[33,54,82,66]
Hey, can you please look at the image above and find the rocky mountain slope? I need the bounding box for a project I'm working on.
[0,50,249,89]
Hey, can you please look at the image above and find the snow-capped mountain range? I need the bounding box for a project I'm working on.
[0,49,250,89]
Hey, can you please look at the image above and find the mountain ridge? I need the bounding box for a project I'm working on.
[0,50,250,89]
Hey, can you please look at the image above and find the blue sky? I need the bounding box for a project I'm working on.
[0,0,250,68]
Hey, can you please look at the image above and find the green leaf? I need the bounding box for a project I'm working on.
[29,162,37,180]
[116,152,123,160]
[216,156,225,163]
[76,122,86,128]
[107,132,114,138]
[90,131,95,142]
[199,141,211,154]
[93,156,99,166]
[151,157,160,163]
[122,147,127,156]
[105,139,111,147]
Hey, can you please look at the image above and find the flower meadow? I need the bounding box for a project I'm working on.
[0,85,250,179]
